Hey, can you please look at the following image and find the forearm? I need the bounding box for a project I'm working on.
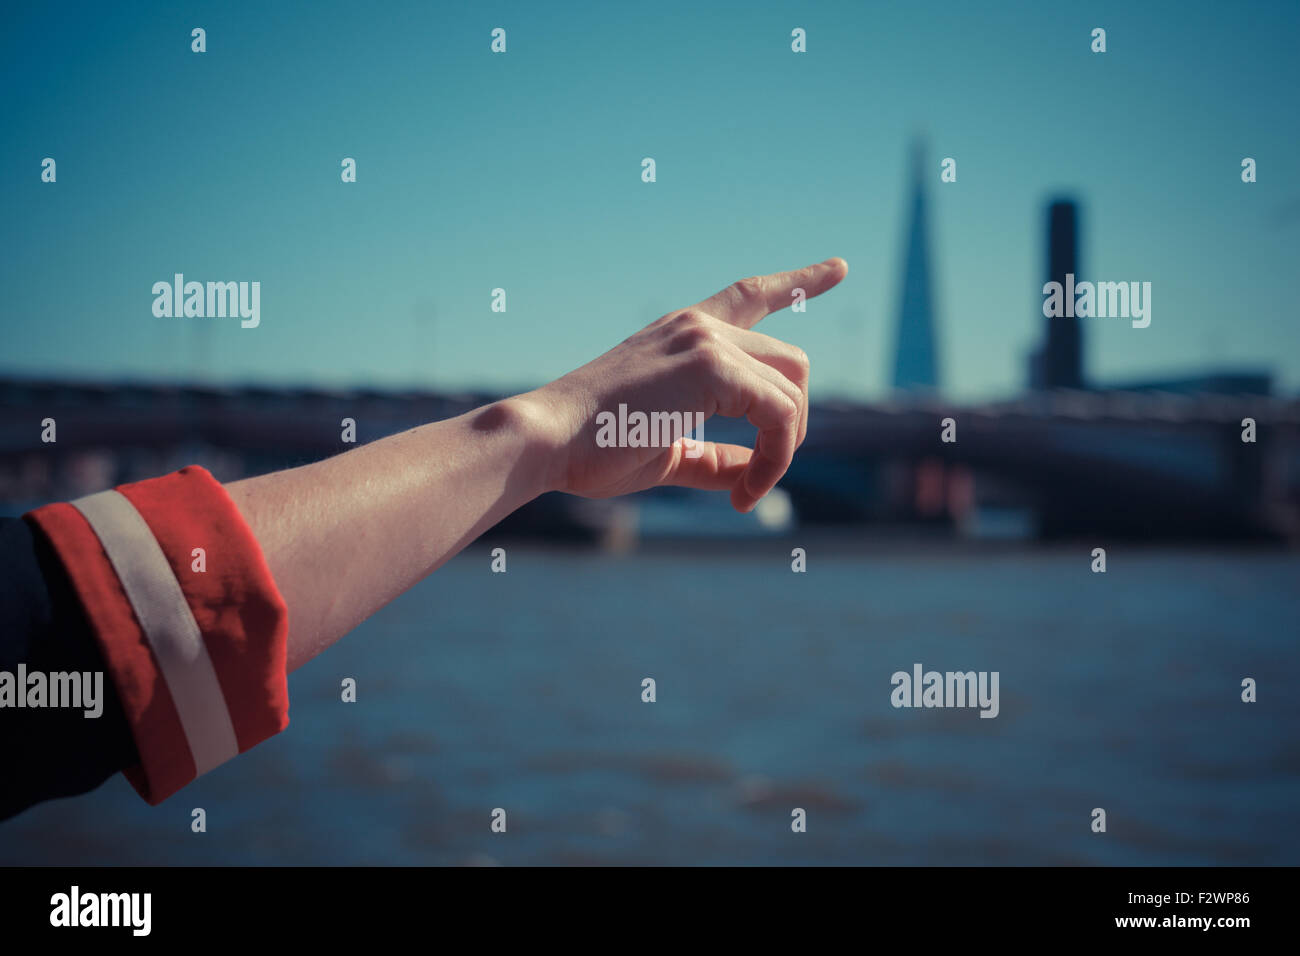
[225,395,554,673]
[204,259,845,675]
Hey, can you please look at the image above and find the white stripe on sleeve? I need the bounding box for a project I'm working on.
[71,489,240,775]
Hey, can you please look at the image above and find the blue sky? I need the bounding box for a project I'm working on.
[3,0,1297,400]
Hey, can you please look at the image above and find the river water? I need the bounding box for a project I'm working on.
[3,540,1297,865]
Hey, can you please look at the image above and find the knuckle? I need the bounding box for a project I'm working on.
[687,340,725,375]
[671,315,722,352]
[791,346,811,376]
[671,307,709,327]
[731,275,764,303]
[685,324,721,350]
[663,310,713,353]
[776,391,800,425]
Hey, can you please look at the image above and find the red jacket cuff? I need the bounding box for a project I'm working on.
[25,465,289,805]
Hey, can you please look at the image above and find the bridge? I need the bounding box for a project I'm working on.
[779,392,1300,540]
[2,378,1298,541]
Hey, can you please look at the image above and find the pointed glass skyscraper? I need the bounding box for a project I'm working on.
[890,140,940,392]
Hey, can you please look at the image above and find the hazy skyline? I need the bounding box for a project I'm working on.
[3,0,1298,400]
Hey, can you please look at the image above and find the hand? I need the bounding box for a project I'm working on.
[524,258,849,512]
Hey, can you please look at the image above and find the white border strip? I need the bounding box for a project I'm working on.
[71,490,239,775]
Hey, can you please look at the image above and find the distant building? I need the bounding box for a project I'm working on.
[890,140,940,392]
[1025,198,1275,398]
[1031,199,1085,390]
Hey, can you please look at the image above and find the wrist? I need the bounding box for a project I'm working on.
[483,391,571,498]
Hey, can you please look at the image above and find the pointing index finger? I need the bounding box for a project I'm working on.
[695,257,849,329]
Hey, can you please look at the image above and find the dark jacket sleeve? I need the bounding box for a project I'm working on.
[0,515,138,822]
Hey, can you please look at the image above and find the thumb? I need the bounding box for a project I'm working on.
[657,440,753,491]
